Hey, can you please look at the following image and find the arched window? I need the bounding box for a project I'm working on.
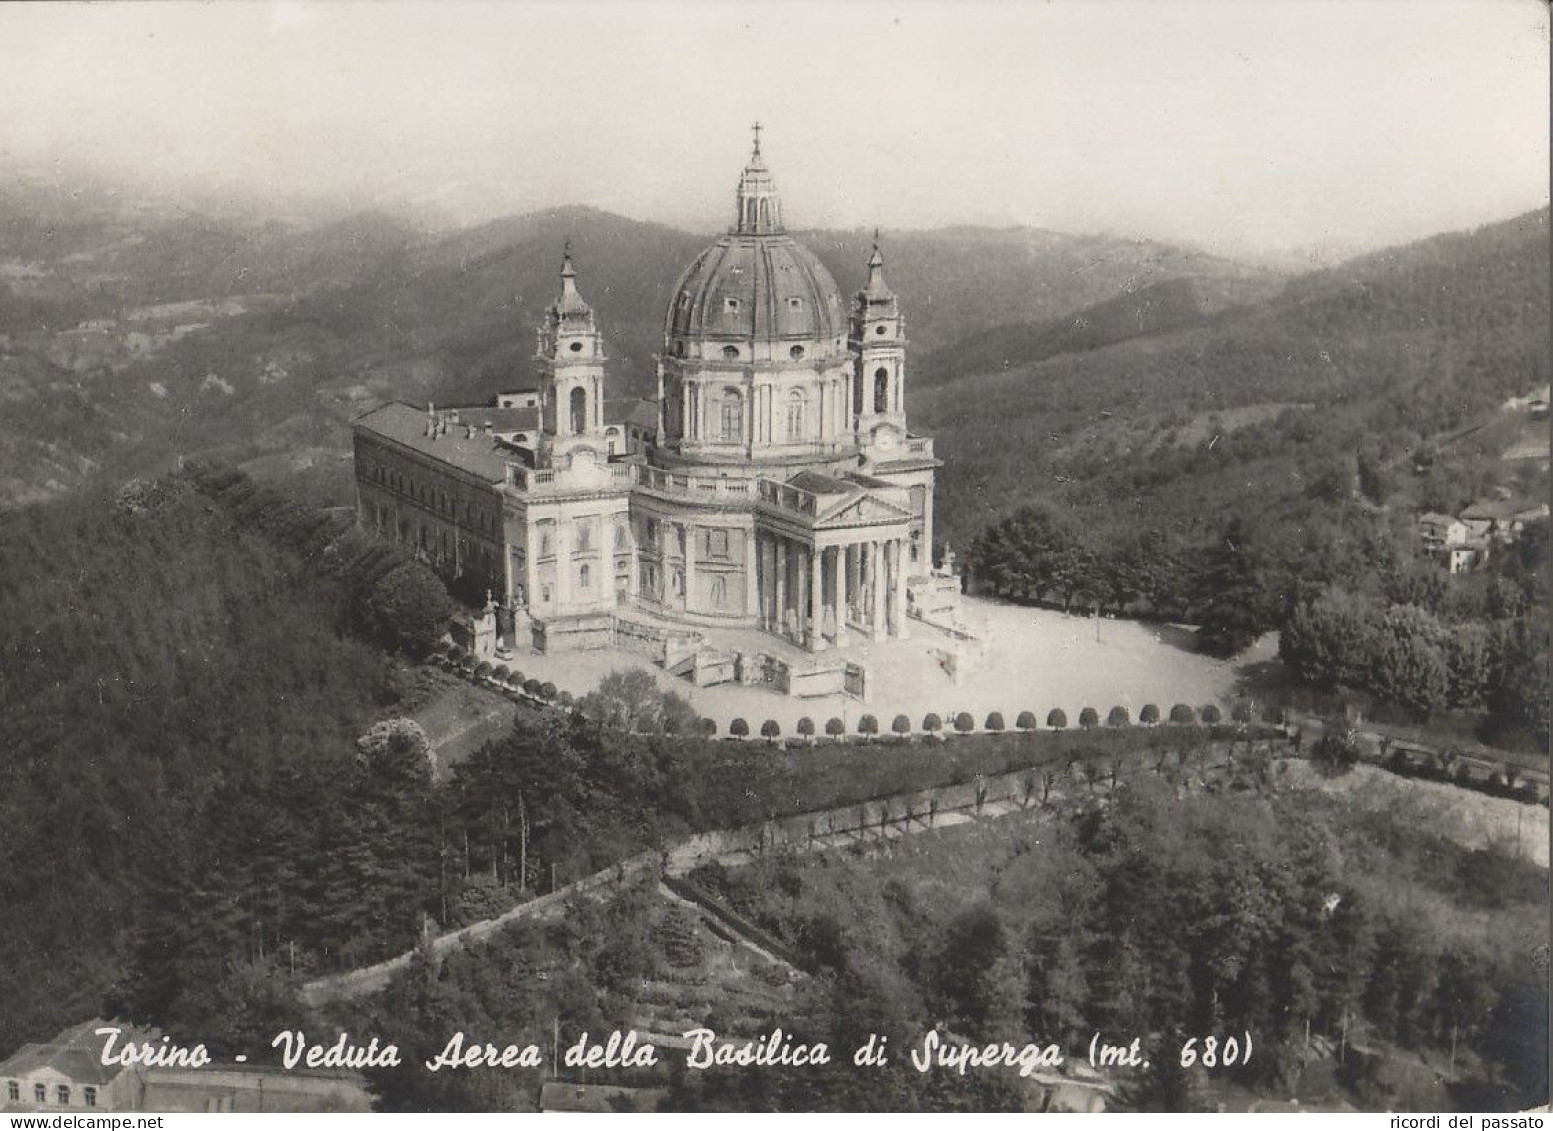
[874,367,889,413]
[711,576,727,609]
[722,344,740,360]
[785,391,805,441]
[579,563,591,590]
[569,386,587,434]
[719,389,743,443]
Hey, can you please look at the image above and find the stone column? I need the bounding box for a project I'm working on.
[627,522,640,599]
[892,538,909,640]
[683,522,696,613]
[846,543,860,631]
[871,540,886,641]
[555,519,572,613]
[744,528,759,620]
[921,484,935,573]
[807,545,822,650]
[775,537,788,638]
[830,545,848,647]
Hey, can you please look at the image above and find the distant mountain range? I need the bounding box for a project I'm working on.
[0,181,1545,546]
[913,207,1549,543]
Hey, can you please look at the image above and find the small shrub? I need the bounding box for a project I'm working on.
[825,717,846,737]
[539,681,557,700]
[1016,710,1038,732]
[797,716,815,739]
[922,712,943,734]
[1107,705,1130,727]
[1310,729,1359,777]
[858,714,879,736]
[985,711,1005,732]
[1231,700,1255,724]
[730,717,750,739]
[1047,708,1068,730]
[1140,703,1160,725]
[760,719,781,741]
[1169,703,1195,724]
[891,714,912,737]
[556,690,574,707]
[699,717,718,737]
[492,664,511,682]
[954,712,975,733]
[523,678,542,695]
[1200,704,1223,724]
[474,661,493,679]
[1079,707,1100,729]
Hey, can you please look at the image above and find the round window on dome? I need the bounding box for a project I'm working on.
[789,345,805,360]
[722,345,739,360]
[875,324,887,336]
[570,341,585,352]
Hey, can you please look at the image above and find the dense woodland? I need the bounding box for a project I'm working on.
[963,209,1550,746]
[332,767,1547,1112]
[0,465,453,1052]
[0,189,1546,1110]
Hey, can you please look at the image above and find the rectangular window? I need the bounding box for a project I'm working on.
[7,1082,18,1102]
[57,1085,69,1105]
[34,1084,45,1104]
[84,1087,96,1108]
[720,400,742,443]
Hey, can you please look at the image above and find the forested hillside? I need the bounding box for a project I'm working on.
[0,469,452,1053]
[922,207,1550,547]
[0,175,1279,508]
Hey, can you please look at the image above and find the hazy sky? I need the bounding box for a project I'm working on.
[1,0,1547,255]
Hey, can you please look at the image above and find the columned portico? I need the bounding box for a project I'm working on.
[752,522,911,652]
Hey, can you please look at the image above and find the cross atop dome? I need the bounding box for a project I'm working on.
[751,120,763,158]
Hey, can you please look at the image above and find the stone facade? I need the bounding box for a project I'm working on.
[353,133,949,653]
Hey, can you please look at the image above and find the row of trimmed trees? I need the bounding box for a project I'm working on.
[709,701,1247,740]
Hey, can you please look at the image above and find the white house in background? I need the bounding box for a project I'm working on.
[1459,498,1550,545]
[0,1020,147,1112]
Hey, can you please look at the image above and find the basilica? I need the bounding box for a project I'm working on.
[353,134,949,663]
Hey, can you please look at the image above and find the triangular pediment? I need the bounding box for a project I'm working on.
[814,491,913,529]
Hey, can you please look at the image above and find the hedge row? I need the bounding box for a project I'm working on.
[440,642,573,708]
[702,702,1254,740]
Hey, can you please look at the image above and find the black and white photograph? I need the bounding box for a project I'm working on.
[0,0,1547,1117]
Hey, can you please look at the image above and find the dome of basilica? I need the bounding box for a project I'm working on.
[663,135,846,359]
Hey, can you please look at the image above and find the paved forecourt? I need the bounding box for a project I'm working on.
[502,596,1270,736]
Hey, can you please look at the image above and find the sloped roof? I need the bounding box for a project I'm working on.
[604,397,658,431]
[0,1019,153,1086]
[539,1082,666,1113]
[354,402,512,482]
[788,470,857,496]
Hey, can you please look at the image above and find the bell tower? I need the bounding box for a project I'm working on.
[535,243,609,466]
[850,233,907,447]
